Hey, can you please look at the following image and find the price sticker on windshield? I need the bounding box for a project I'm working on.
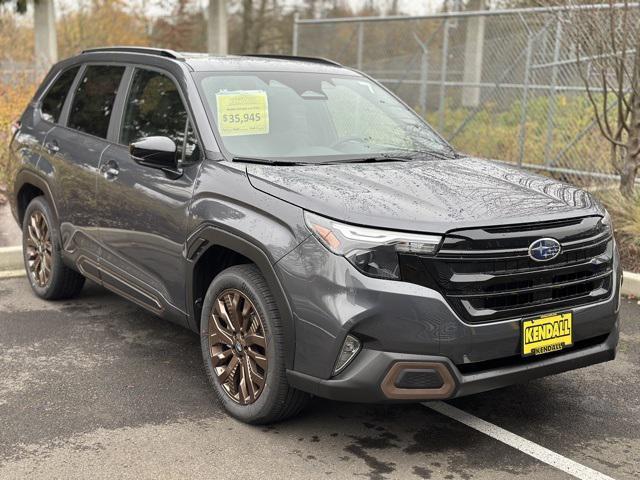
[216,90,269,136]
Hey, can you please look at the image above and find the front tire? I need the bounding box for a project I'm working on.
[200,264,310,424]
[22,196,85,300]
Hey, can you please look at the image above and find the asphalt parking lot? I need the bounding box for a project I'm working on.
[0,275,638,480]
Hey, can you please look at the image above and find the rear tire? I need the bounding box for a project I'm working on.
[200,264,310,424]
[22,196,85,300]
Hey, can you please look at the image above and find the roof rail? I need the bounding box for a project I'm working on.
[81,47,184,60]
[244,54,342,67]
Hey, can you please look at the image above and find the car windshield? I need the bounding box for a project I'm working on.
[194,71,455,163]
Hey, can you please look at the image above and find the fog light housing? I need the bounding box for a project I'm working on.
[333,334,361,375]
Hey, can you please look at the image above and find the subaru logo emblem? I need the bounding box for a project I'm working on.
[528,238,561,262]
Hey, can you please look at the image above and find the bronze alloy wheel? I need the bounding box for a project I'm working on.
[25,210,53,288]
[208,289,268,405]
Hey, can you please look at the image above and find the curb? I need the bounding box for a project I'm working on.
[621,271,640,299]
[0,269,25,279]
[0,245,639,297]
[0,246,23,273]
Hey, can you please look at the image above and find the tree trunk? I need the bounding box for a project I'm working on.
[33,0,58,76]
[620,91,640,197]
[620,156,638,197]
[252,0,269,52]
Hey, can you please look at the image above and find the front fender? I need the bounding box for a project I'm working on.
[186,160,314,370]
[185,225,306,370]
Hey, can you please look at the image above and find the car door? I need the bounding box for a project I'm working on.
[96,66,201,326]
[41,64,127,273]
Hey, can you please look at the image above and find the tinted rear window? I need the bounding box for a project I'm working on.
[41,66,79,123]
[67,65,125,139]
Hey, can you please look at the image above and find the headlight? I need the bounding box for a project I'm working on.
[304,211,442,279]
[600,210,613,234]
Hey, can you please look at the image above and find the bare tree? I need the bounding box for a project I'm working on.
[240,0,253,52]
[561,1,640,196]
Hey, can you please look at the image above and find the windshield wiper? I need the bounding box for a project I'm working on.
[388,148,457,162]
[424,149,462,161]
[324,155,412,165]
[325,149,460,165]
[231,156,304,166]
[369,143,459,161]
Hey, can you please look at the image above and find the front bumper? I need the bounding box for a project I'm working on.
[286,321,618,402]
[276,235,621,402]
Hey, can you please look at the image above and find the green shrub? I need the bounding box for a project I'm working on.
[425,94,616,177]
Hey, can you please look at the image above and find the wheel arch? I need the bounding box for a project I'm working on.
[186,225,296,370]
[13,170,60,228]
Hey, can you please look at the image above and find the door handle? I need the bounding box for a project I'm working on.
[101,161,119,180]
[44,140,59,153]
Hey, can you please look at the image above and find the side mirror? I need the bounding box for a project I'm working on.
[130,136,181,177]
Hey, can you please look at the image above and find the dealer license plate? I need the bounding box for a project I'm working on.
[522,312,573,357]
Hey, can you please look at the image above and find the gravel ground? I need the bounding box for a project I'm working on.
[0,276,638,480]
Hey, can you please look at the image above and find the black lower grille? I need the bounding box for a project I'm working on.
[400,216,614,324]
[456,334,609,374]
[395,369,444,389]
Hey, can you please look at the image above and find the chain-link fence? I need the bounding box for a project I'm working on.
[0,61,40,82]
[294,3,640,190]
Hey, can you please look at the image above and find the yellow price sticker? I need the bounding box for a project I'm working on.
[216,90,269,136]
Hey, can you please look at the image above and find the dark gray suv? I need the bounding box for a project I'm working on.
[9,47,621,424]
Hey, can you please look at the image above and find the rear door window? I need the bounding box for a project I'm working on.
[120,68,198,162]
[67,65,125,139]
[40,66,80,123]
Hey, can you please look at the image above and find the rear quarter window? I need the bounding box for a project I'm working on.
[40,66,80,123]
[67,65,125,139]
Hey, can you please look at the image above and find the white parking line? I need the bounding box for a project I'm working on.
[425,401,616,480]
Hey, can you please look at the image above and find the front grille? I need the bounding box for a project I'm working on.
[399,216,614,324]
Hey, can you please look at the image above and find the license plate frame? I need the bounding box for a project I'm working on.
[521,312,573,357]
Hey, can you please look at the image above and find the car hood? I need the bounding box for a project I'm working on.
[246,157,604,233]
